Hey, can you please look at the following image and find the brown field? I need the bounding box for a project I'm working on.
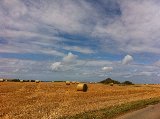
[0,82,160,119]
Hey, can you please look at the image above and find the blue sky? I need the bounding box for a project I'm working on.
[0,0,160,83]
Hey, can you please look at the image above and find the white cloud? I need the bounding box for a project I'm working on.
[92,0,160,54]
[0,29,57,39]
[157,73,160,77]
[122,55,133,65]
[0,58,49,74]
[63,46,95,54]
[51,52,79,72]
[51,62,63,71]
[1,0,27,19]
[27,0,97,34]
[154,60,160,67]
[102,67,113,72]
[138,71,153,76]
[0,40,65,56]
[85,60,113,67]
[39,49,65,57]
[63,52,78,63]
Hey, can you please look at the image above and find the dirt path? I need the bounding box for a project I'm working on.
[116,103,160,119]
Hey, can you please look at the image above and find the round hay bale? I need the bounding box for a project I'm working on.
[77,83,88,92]
[20,80,23,82]
[72,81,76,84]
[76,81,80,84]
[0,79,4,82]
[110,83,114,86]
[66,81,70,85]
[35,80,40,83]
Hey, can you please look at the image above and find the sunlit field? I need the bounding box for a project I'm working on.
[0,82,160,119]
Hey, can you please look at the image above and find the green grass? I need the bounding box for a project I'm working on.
[60,97,160,119]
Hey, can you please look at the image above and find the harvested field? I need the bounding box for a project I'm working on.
[0,82,160,119]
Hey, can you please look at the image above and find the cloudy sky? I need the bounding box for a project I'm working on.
[0,0,160,83]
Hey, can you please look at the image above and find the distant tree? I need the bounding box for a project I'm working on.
[122,81,134,85]
[11,79,20,82]
[54,81,65,82]
[99,78,121,84]
[23,80,30,82]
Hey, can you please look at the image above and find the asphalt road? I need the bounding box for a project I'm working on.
[116,103,160,119]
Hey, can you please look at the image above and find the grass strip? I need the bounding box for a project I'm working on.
[60,97,160,119]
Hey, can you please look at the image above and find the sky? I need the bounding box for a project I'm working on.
[0,0,160,83]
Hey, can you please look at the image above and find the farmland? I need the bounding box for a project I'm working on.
[0,82,160,119]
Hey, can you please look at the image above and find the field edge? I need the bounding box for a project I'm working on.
[60,97,160,119]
